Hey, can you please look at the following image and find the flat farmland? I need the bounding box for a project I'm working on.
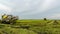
[0,19,60,34]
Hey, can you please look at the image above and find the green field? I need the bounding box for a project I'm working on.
[0,19,60,34]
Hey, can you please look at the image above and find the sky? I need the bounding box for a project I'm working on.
[0,0,60,19]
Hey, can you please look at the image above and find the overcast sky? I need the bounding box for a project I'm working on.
[0,0,60,19]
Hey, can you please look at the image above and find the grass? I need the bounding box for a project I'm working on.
[0,19,60,34]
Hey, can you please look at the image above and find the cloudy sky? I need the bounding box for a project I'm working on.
[0,0,60,19]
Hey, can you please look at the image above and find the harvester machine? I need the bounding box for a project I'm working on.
[1,14,18,24]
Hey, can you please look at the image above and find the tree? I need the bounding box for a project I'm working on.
[44,18,47,21]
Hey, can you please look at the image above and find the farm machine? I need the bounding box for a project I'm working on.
[1,14,19,24]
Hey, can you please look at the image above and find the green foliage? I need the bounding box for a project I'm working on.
[0,19,60,34]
